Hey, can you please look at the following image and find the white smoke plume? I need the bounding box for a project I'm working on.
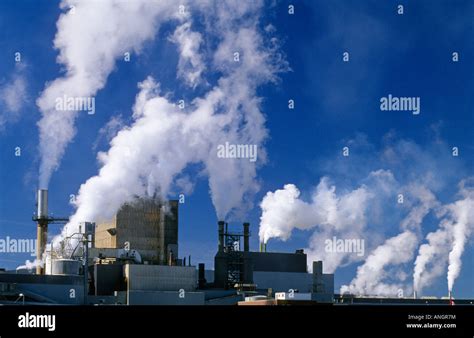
[51,1,288,247]
[258,164,457,295]
[258,173,384,243]
[340,231,418,296]
[36,0,182,188]
[413,179,474,294]
[447,181,474,291]
[0,63,28,130]
[413,227,450,294]
[340,185,438,296]
[16,258,43,271]
[169,22,206,88]
[259,170,400,272]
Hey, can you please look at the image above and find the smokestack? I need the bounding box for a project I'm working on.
[243,222,250,252]
[198,263,206,289]
[448,291,455,305]
[413,290,417,299]
[218,221,225,252]
[36,189,48,275]
[259,241,267,252]
[37,189,48,219]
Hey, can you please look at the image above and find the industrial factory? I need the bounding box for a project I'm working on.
[0,190,335,305]
[1,190,471,306]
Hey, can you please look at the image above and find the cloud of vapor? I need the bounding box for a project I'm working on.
[259,170,399,272]
[413,179,474,294]
[36,0,182,188]
[413,227,451,294]
[52,1,288,248]
[340,231,418,296]
[258,177,374,243]
[446,188,474,291]
[16,258,43,271]
[259,130,472,295]
[0,64,28,130]
[340,186,438,296]
[91,115,125,152]
[169,22,206,88]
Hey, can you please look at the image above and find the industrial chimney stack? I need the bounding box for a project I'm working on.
[36,189,48,275]
[243,222,250,252]
[218,221,225,252]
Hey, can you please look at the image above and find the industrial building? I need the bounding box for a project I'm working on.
[6,189,468,306]
[94,198,179,265]
[212,221,334,302]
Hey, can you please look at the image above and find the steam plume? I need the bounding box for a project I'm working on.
[36,0,181,188]
[52,1,288,247]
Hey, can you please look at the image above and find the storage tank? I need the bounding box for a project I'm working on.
[51,259,81,275]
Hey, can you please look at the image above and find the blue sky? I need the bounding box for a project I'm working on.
[0,0,472,297]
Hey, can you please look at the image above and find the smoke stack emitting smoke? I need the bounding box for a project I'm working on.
[412,180,474,295]
[36,0,183,189]
[34,1,473,296]
[259,173,474,296]
[39,1,288,249]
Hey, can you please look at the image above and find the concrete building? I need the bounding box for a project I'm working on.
[95,198,178,264]
[124,264,196,292]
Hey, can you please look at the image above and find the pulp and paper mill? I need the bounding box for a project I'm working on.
[0,190,470,306]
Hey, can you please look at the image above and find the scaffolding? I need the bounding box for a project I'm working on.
[223,223,244,289]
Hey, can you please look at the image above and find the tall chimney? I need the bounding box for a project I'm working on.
[37,189,48,218]
[198,263,206,289]
[218,221,225,252]
[243,222,250,252]
[36,189,48,275]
